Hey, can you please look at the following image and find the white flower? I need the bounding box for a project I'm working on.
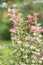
[26,49,29,53]
[2,2,7,8]
[32,60,35,63]
[38,35,42,38]
[30,45,36,49]
[35,37,39,40]
[11,37,15,40]
[37,23,41,26]
[38,40,42,43]
[14,50,17,52]
[36,49,40,52]
[21,48,24,51]
[18,40,22,44]
[9,60,14,64]
[24,55,27,58]
[26,59,29,62]
[33,33,37,36]
[8,8,11,12]
[12,9,16,13]
[39,60,42,63]
[25,43,29,47]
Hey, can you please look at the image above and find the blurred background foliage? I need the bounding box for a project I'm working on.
[0,0,43,40]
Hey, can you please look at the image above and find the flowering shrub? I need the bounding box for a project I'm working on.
[5,3,43,65]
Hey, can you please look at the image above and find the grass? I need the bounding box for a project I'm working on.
[0,40,12,46]
[0,40,12,55]
[0,40,14,65]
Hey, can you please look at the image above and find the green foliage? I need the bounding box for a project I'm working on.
[0,8,12,40]
[0,24,11,40]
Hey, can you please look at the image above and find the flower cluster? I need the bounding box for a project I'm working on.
[6,3,43,65]
[27,13,39,24]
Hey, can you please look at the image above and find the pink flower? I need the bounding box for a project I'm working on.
[12,14,18,19]
[27,14,33,20]
[14,38,19,43]
[31,26,41,32]
[41,28,43,32]
[27,14,33,23]
[29,19,32,23]
[9,28,16,34]
[15,8,18,13]
[33,17,38,21]
[6,13,12,17]
[33,13,39,21]
[34,52,42,58]
[14,21,18,26]
[33,13,39,17]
